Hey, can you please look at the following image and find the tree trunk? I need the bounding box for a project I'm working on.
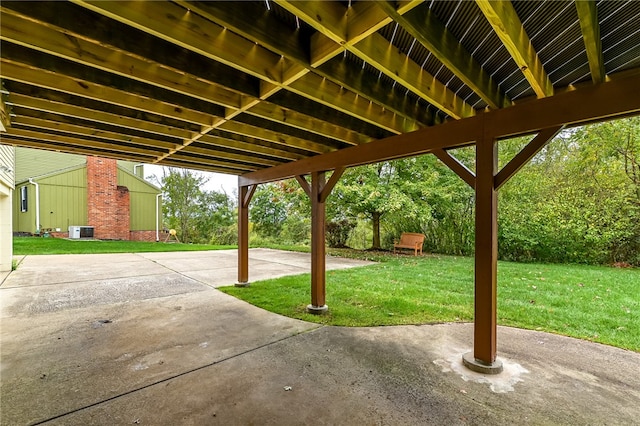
[372,211,381,249]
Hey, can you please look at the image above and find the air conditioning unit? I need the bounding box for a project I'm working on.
[68,226,94,239]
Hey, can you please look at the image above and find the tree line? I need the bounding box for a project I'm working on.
[159,117,639,266]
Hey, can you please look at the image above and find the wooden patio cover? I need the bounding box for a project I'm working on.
[1,1,639,371]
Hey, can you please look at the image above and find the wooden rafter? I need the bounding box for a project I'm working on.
[476,0,554,98]
[0,59,221,127]
[278,0,475,119]
[180,0,433,129]
[73,0,413,136]
[4,127,164,158]
[575,0,605,84]
[376,1,510,110]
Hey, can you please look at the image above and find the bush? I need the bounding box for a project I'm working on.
[326,219,355,248]
[209,223,238,246]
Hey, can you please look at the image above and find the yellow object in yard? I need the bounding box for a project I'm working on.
[164,229,180,243]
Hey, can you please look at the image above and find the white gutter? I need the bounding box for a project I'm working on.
[28,178,40,233]
[156,193,162,241]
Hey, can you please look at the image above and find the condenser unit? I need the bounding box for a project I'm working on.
[68,226,94,239]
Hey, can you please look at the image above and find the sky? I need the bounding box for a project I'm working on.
[143,164,238,194]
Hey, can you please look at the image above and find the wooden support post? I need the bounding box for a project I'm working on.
[297,168,344,313]
[462,135,503,374]
[236,183,257,287]
[309,171,327,312]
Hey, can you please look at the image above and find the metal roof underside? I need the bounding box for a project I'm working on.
[1,0,639,175]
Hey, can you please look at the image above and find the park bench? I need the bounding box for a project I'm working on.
[393,232,425,256]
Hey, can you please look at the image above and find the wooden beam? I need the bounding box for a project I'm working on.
[353,33,474,119]
[248,101,373,146]
[175,0,310,65]
[4,91,199,140]
[165,153,257,173]
[0,94,9,132]
[295,175,311,198]
[5,127,165,157]
[495,126,564,190]
[72,0,290,84]
[289,73,421,134]
[576,0,605,84]
[320,167,345,203]
[73,0,407,137]
[0,0,260,97]
[0,9,245,110]
[219,121,332,155]
[199,132,305,162]
[316,57,436,128]
[0,59,221,127]
[2,3,387,150]
[279,0,475,120]
[240,73,640,186]
[376,2,510,110]
[433,149,476,188]
[476,0,554,98]
[2,135,152,163]
[177,146,282,168]
[157,159,245,175]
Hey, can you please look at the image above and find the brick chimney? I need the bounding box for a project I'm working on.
[86,156,130,240]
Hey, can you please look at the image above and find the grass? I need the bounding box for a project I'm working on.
[12,236,234,255]
[220,252,640,352]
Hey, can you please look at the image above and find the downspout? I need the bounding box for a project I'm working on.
[156,193,162,241]
[28,178,40,234]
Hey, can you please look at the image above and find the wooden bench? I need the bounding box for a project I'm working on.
[393,232,425,256]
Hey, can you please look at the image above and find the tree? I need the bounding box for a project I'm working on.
[329,159,429,250]
[159,168,237,244]
[160,168,207,243]
[250,180,309,242]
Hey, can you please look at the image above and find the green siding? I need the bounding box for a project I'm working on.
[13,184,35,233]
[13,168,88,233]
[39,168,87,230]
[118,160,144,178]
[117,169,161,231]
[15,147,85,183]
[12,152,160,234]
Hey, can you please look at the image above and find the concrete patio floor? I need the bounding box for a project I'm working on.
[1,249,638,425]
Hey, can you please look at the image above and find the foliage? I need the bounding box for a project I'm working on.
[250,180,308,239]
[221,251,640,351]
[159,168,236,244]
[329,160,429,249]
[242,118,639,266]
[498,118,640,265]
[326,219,355,248]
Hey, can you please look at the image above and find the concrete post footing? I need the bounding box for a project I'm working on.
[306,304,328,314]
[234,282,251,288]
[462,352,504,374]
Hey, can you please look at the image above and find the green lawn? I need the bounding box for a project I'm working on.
[13,236,234,255]
[221,253,640,352]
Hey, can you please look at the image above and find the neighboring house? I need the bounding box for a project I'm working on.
[13,147,162,241]
[0,144,15,272]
